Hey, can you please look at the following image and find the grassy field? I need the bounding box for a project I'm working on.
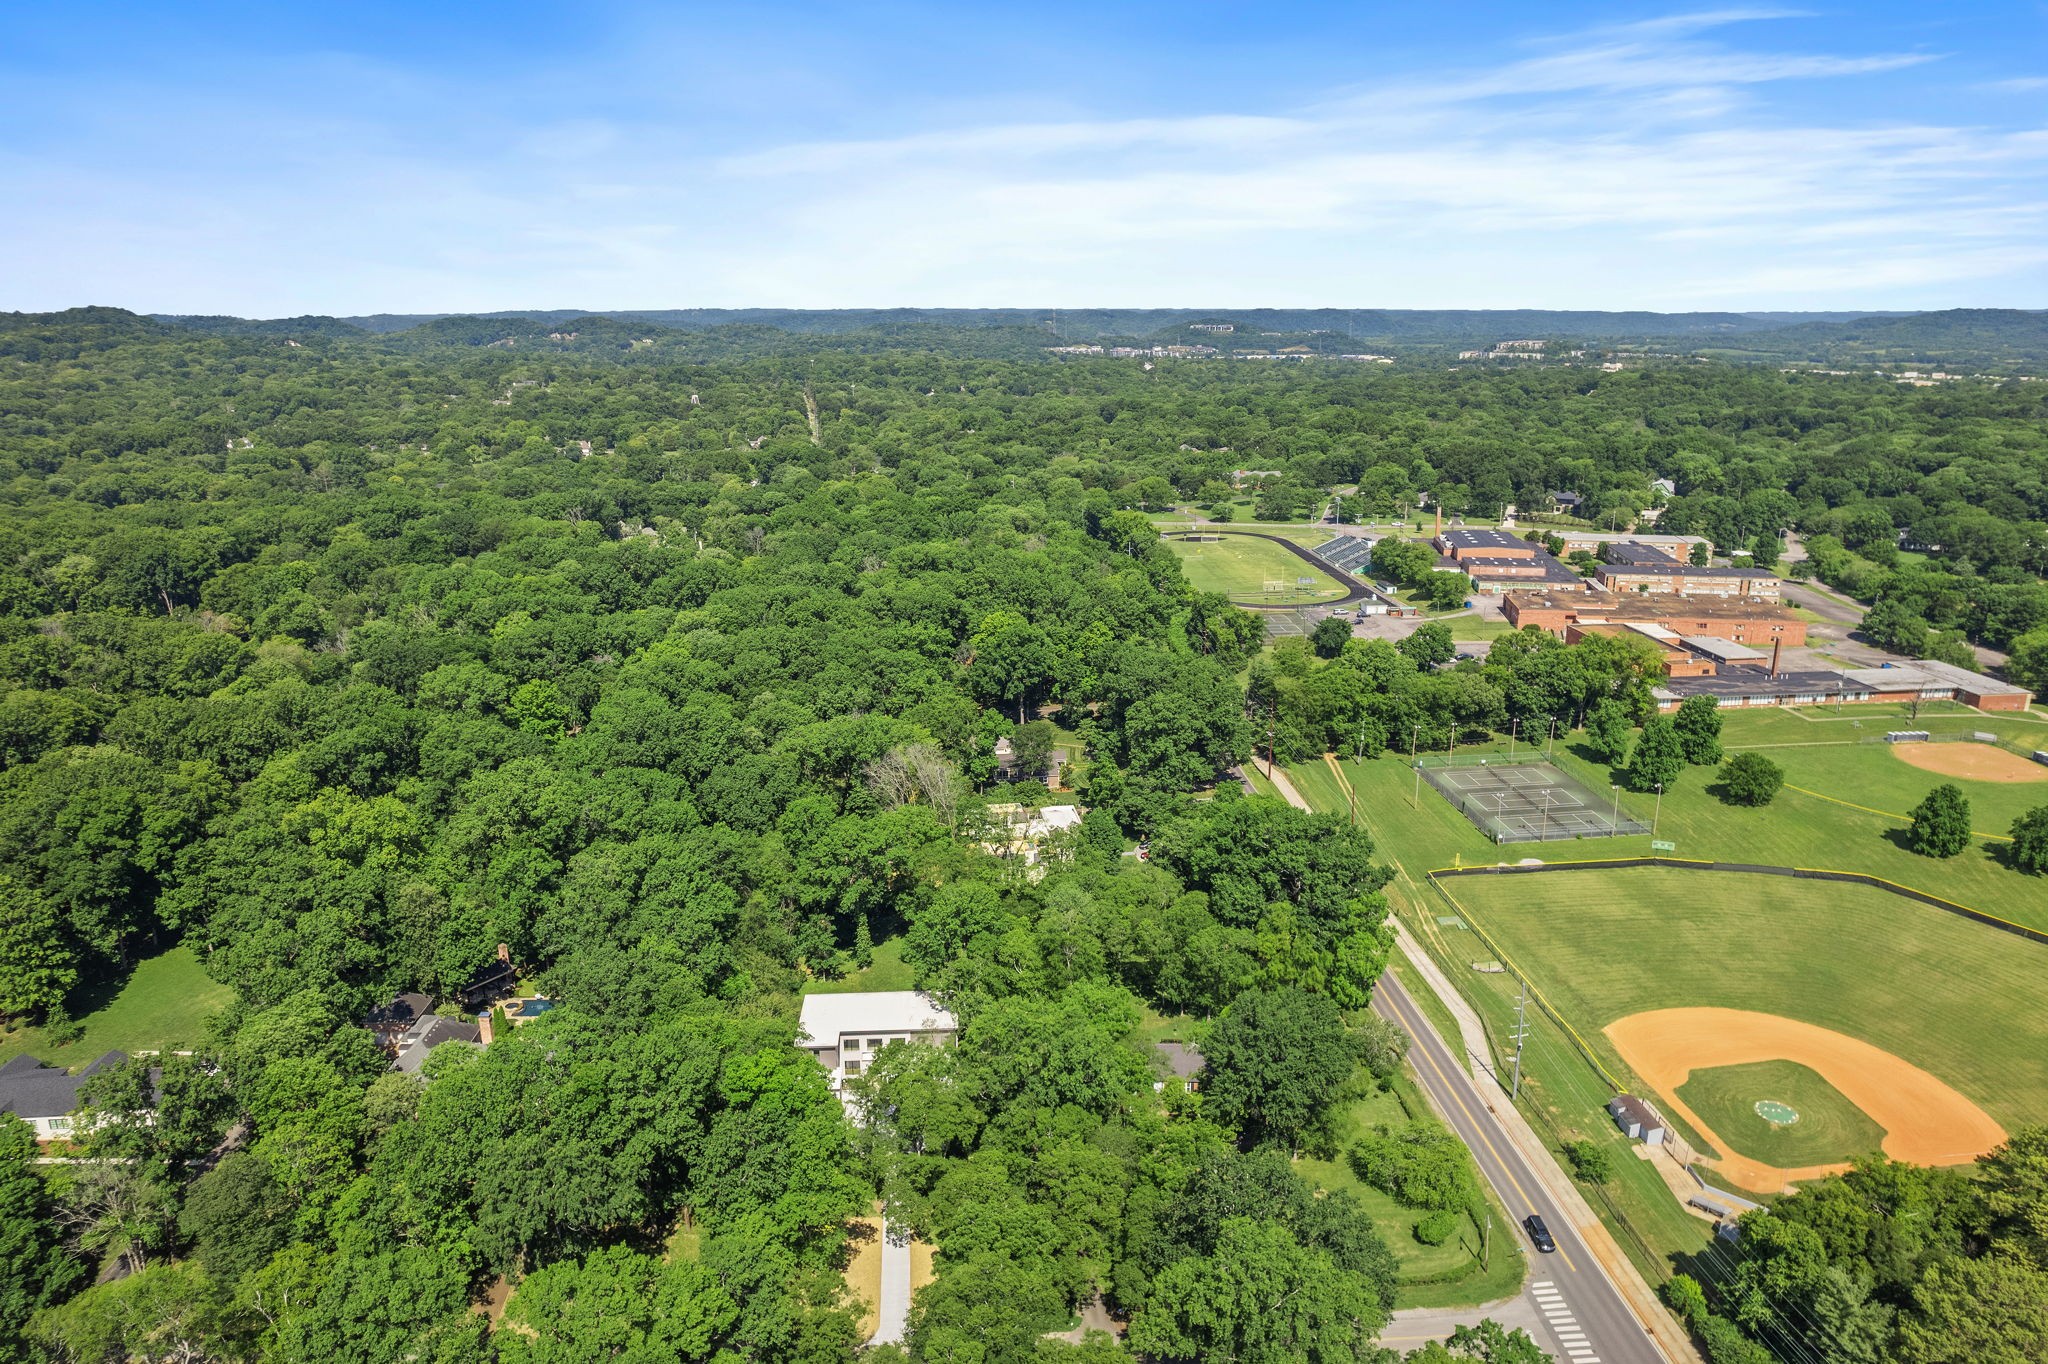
[1297,1068,1528,1309]
[1302,701,2048,933]
[1435,869,2048,1137]
[1164,534,1347,604]
[1445,616,1515,643]
[803,938,916,995]
[0,947,231,1069]
[1292,741,2048,1282]
[1675,1061,1887,1169]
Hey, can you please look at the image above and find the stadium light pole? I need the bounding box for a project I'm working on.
[1610,783,1620,827]
[1653,782,1664,837]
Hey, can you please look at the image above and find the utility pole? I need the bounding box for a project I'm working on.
[1510,978,1531,1100]
[1266,697,1277,777]
[1653,782,1665,837]
[1411,724,1422,807]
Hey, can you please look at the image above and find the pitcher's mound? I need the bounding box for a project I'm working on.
[1892,743,2047,783]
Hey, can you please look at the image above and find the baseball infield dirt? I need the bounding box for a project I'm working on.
[1892,742,2048,783]
[1605,1007,2007,1192]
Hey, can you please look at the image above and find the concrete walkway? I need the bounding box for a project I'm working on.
[869,1219,912,1346]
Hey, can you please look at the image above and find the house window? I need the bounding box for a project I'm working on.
[844,1059,863,1076]
[867,1037,886,1050]
[48,1117,70,1133]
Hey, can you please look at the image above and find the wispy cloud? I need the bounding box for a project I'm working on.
[678,12,2038,307]
[1,7,2041,312]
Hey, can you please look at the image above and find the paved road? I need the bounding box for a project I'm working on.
[1375,975,1670,1364]
[1253,761,1685,1363]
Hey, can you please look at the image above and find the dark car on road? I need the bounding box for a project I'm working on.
[1524,1213,1555,1253]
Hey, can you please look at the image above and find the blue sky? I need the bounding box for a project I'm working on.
[4,3,2045,314]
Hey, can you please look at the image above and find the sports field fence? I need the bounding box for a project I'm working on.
[1417,758,1650,843]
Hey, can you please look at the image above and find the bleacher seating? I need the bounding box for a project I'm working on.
[1311,537,1376,574]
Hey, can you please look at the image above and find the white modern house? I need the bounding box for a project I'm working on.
[797,990,958,1092]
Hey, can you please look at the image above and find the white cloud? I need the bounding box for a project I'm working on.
[2,8,2041,312]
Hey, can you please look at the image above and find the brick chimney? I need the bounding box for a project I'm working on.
[1770,639,1782,679]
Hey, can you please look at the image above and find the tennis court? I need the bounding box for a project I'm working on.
[1420,758,1650,843]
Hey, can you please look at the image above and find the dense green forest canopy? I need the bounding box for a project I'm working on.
[0,307,2044,1363]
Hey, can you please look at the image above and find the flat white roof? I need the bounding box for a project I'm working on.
[797,991,957,1047]
[1680,635,1768,662]
[1841,660,2030,696]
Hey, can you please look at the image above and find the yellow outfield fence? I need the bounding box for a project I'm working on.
[1783,783,2015,841]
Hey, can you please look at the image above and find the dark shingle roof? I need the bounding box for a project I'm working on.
[393,1016,483,1074]
[0,1051,127,1120]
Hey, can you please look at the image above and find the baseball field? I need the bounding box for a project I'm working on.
[1435,869,2039,1190]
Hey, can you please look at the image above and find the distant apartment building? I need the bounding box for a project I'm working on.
[1187,322,1235,333]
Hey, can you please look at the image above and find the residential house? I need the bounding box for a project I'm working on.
[363,991,434,1048]
[0,1051,134,1141]
[392,1014,484,1074]
[797,991,958,1093]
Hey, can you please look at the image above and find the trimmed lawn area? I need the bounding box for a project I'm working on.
[1436,869,2048,1137]
[1676,1061,1887,1169]
[0,946,230,1069]
[1300,701,2048,933]
[1297,1069,1527,1309]
[1445,616,1515,643]
[1164,534,1347,605]
[803,938,916,995]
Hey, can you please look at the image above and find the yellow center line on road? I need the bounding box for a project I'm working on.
[1387,987,1581,1275]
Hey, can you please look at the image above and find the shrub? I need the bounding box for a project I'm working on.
[2009,806,2048,875]
[1350,1122,1479,1211]
[1905,783,1972,859]
[1673,695,1724,765]
[1415,1210,1459,1246]
[1563,1139,1613,1185]
[1718,752,1784,806]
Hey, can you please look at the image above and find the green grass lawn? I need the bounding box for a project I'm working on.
[1299,702,2048,933]
[1289,740,2048,1284]
[802,938,916,995]
[1437,869,2048,1136]
[1445,616,1515,643]
[1164,534,1347,604]
[0,946,231,1069]
[1297,1069,1527,1309]
[1675,1061,1887,1169]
